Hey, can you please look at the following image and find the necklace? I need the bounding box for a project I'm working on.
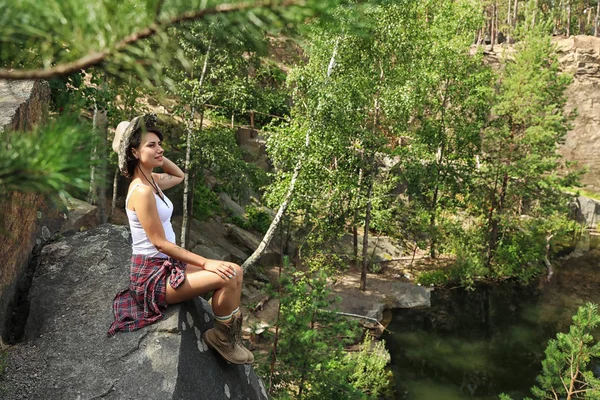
[137,165,169,207]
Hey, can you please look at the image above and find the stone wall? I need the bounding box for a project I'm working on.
[555,35,600,193]
[482,36,600,193]
[0,79,62,343]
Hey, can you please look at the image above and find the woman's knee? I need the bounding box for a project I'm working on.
[232,263,243,284]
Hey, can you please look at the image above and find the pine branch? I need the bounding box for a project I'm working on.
[0,0,305,80]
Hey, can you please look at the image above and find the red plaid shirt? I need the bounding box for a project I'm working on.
[107,255,186,337]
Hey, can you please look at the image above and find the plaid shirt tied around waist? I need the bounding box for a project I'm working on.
[107,255,187,337]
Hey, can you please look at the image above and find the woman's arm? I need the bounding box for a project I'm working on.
[132,186,236,278]
[153,156,184,190]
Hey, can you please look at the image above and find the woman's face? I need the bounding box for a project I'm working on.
[134,132,164,169]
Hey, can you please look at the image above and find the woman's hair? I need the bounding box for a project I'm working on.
[125,127,164,177]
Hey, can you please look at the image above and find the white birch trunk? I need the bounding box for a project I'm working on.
[111,166,119,218]
[242,159,302,272]
[181,43,211,248]
[87,102,98,204]
[180,107,195,248]
[97,109,108,223]
[242,38,341,272]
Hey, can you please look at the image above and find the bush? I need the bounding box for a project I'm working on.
[246,205,272,234]
[192,184,221,221]
[346,334,393,399]
[261,262,367,400]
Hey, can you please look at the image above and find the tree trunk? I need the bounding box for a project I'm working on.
[596,0,599,36]
[181,43,211,248]
[429,196,438,259]
[181,108,194,248]
[87,103,98,205]
[507,0,512,43]
[110,166,119,218]
[567,0,572,37]
[243,36,342,272]
[360,174,373,292]
[97,109,108,224]
[587,4,592,34]
[491,2,497,51]
[513,0,518,29]
[268,255,287,394]
[353,167,363,267]
[488,172,508,264]
[242,157,302,272]
[532,0,538,29]
[353,226,358,266]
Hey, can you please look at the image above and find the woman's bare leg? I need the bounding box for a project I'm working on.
[165,261,243,317]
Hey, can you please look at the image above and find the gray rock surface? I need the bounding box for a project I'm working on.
[558,36,600,193]
[226,224,280,266]
[575,195,600,228]
[219,193,246,219]
[171,216,250,263]
[0,79,58,343]
[389,282,431,309]
[2,224,267,400]
[332,232,404,264]
[60,197,98,233]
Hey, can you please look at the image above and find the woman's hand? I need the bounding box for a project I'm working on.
[203,259,237,280]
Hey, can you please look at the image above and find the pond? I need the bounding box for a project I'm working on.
[383,248,600,400]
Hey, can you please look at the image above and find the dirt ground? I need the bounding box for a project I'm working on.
[239,255,453,359]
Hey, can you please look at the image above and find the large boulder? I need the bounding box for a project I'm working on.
[332,233,404,265]
[60,197,98,234]
[574,195,600,229]
[1,224,268,400]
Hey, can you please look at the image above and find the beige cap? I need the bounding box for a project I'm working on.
[114,113,159,177]
[112,120,131,153]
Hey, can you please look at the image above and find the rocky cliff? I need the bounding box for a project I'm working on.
[556,35,600,193]
[0,79,63,344]
[484,35,600,193]
[1,224,267,400]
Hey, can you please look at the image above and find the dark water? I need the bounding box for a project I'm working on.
[383,249,600,400]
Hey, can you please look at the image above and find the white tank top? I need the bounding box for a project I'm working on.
[125,183,176,258]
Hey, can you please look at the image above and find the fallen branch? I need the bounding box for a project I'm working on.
[252,295,270,312]
[317,310,390,332]
[0,0,304,80]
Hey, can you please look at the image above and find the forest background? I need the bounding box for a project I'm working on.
[2,0,600,398]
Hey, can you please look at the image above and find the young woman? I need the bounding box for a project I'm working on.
[107,114,253,364]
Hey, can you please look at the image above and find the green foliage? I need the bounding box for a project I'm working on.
[262,261,368,399]
[501,303,600,400]
[245,205,272,234]
[0,116,96,204]
[0,0,346,87]
[397,0,494,258]
[417,268,457,287]
[192,184,221,221]
[345,334,393,399]
[190,124,267,199]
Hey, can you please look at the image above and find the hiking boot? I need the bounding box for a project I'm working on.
[204,319,248,364]
[232,312,254,364]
